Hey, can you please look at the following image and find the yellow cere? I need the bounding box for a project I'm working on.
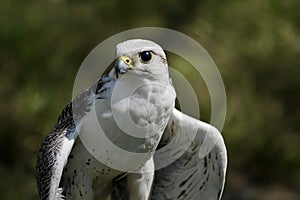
[119,56,135,69]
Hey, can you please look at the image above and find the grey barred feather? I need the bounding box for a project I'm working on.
[36,77,112,200]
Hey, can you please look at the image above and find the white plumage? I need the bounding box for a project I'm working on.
[36,39,227,200]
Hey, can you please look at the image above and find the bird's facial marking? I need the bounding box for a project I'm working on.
[139,51,153,63]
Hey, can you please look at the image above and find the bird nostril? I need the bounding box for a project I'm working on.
[125,59,130,63]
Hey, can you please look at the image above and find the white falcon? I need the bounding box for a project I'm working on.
[36,39,227,200]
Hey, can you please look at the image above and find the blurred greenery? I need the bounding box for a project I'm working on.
[1,0,299,199]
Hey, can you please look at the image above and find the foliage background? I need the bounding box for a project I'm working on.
[0,0,299,199]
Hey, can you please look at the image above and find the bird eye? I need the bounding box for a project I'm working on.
[139,51,152,62]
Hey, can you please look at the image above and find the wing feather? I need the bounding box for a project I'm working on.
[152,108,227,200]
[36,76,111,200]
[36,111,77,200]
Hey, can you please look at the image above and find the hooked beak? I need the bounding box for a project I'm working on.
[115,56,134,78]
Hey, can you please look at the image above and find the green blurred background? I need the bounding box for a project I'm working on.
[1,0,299,199]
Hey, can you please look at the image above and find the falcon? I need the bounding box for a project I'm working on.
[36,39,227,200]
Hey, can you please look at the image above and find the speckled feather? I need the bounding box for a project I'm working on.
[151,109,227,200]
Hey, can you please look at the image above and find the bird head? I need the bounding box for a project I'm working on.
[114,39,169,83]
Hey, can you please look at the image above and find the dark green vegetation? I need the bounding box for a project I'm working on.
[1,0,299,199]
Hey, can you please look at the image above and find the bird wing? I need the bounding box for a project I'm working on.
[36,76,111,200]
[36,102,78,200]
[152,108,227,200]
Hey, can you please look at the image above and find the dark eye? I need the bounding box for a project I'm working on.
[139,51,152,62]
